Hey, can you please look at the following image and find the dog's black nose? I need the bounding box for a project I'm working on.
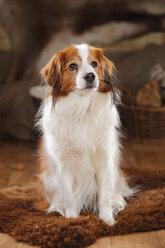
[84,73,95,83]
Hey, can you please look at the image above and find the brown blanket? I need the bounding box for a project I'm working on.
[0,168,165,248]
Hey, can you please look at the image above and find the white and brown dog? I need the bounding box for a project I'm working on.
[35,43,133,225]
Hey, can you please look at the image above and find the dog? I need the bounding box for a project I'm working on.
[35,43,134,225]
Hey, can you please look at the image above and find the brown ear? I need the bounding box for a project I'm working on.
[40,53,61,89]
[94,47,115,78]
[101,55,121,95]
[101,55,115,82]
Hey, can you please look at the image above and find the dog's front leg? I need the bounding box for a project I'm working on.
[96,149,119,226]
[97,168,116,225]
[58,149,83,219]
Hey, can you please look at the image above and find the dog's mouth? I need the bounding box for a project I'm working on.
[86,83,96,89]
[75,83,97,91]
[75,86,96,92]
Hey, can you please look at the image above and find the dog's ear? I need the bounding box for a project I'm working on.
[100,55,115,85]
[94,48,114,81]
[40,53,62,91]
[100,54,121,99]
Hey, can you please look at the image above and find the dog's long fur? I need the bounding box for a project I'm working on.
[35,44,134,225]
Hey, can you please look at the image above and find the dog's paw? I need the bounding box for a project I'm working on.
[47,205,65,216]
[64,209,78,218]
[104,218,116,226]
[99,207,116,226]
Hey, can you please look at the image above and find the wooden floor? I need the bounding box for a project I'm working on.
[0,141,165,248]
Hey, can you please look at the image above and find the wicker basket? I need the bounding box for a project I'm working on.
[121,105,165,140]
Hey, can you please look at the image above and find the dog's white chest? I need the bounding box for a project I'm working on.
[41,92,117,149]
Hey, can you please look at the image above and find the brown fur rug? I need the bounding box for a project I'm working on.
[0,168,165,248]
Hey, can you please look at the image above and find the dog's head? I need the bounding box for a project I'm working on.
[41,43,119,99]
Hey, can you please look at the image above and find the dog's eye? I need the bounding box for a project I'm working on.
[91,61,98,68]
[68,63,78,71]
